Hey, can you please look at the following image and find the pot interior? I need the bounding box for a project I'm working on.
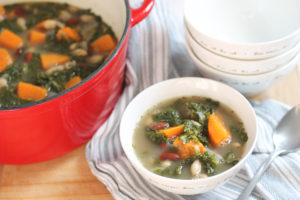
[0,0,128,40]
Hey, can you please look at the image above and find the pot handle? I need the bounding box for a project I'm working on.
[130,0,155,27]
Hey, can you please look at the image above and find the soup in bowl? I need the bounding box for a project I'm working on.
[120,77,257,195]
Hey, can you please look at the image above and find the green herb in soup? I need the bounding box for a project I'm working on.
[0,3,117,108]
[133,97,248,179]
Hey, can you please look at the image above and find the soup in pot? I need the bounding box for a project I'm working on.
[0,2,117,108]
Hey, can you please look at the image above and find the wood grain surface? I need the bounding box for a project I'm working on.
[0,67,299,200]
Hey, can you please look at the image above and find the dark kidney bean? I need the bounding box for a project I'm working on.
[159,152,180,161]
[149,122,169,130]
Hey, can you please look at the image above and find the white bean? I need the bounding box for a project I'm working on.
[17,17,27,30]
[87,54,104,64]
[45,61,76,75]
[59,10,72,21]
[71,48,88,57]
[69,43,78,50]
[80,15,95,23]
[68,5,79,13]
[190,159,202,176]
[232,142,241,148]
[43,20,64,29]
[64,61,77,70]
[0,78,7,88]
[43,20,58,29]
[160,160,172,168]
[45,65,65,75]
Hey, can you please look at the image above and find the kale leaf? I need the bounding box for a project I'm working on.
[0,19,23,33]
[145,127,168,144]
[1,64,23,85]
[183,100,219,144]
[224,149,239,165]
[43,30,70,54]
[0,87,31,108]
[180,120,208,145]
[22,53,40,84]
[185,100,218,123]
[230,126,248,143]
[37,65,79,93]
[153,108,182,126]
[184,151,219,176]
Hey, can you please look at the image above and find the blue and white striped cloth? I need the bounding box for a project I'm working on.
[86,0,300,199]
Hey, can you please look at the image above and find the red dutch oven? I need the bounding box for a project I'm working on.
[0,0,154,164]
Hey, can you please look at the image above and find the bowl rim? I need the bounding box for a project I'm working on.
[186,39,300,78]
[120,77,257,184]
[0,0,131,111]
[184,0,300,47]
[185,24,300,63]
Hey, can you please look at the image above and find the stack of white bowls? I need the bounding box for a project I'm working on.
[184,0,300,96]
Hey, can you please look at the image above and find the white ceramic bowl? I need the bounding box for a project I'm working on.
[185,29,300,75]
[120,77,257,195]
[184,0,300,60]
[186,42,300,96]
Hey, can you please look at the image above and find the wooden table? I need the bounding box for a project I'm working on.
[1,67,300,200]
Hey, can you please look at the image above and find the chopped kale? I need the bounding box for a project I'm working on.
[199,152,219,175]
[185,100,218,123]
[0,19,23,33]
[153,166,173,176]
[79,64,99,78]
[1,64,23,85]
[43,30,71,54]
[145,127,168,145]
[184,101,218,143]
[175,162,184,175]
[224,149,239,165]
[153,108,182,126]
[180,120,208,145]
[184,152,219,176]
[204,98,220,109]
[22,53,40,84]
[0,87,31,108]
[154,161,184,177]
[37,65,80,93]
[25,3,68,29]
[230,126,248,143]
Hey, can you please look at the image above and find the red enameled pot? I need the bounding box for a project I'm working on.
[0,0,154,164]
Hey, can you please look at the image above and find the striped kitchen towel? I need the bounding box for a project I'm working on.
[86,0,300,199]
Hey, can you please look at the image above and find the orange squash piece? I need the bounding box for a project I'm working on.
[17,82,48,101]
[29,30,46,44]
[36,19,58,30]
[173,137,205,160]
[56,27,80,42]
[36,20,48,29]
[91,34,116,53]
[161,125,184,138]
[0,6,5,16]
[40,54,70,69]
[0,29,23,50]
[0,48,13,73]
[208,114,231,146]
[65,76,82,89]
[185,142,205,157]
